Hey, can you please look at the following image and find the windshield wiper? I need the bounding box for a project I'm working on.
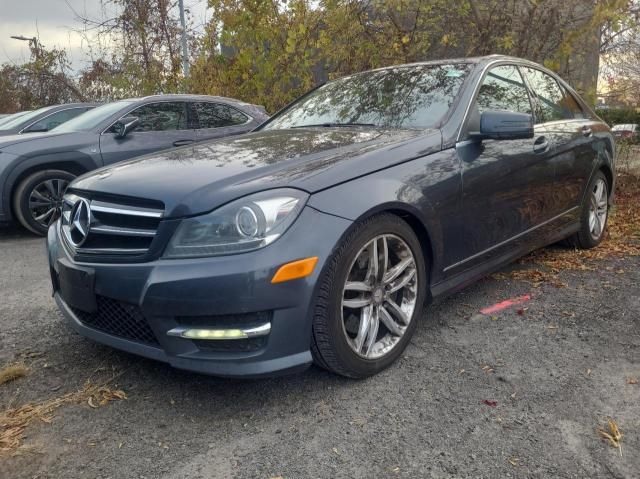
[291,122,377,129]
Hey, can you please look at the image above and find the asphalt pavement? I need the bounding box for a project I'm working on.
[1,224,638,478]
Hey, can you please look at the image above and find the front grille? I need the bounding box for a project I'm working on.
[71,295,159,346]
[61,193,164,259]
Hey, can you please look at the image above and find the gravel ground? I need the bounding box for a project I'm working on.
[0,224,638,479]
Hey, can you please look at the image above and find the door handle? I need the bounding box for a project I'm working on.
[173,139,194,147]
[533,136,549,154]
[581,126,592,137]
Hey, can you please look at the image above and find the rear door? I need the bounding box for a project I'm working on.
[520,67,595,218]
[191,102,253,142]
[99,101,195,166]
[452,64,555,273]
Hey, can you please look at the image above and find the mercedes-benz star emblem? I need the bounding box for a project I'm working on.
[68,198,91,247]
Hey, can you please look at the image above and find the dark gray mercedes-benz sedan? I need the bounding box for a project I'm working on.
[47,55,615,378]
[0,94,268,235]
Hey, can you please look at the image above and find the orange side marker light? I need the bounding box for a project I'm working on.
[271,257,319,284]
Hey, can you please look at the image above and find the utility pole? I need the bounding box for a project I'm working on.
[178,0,190,79]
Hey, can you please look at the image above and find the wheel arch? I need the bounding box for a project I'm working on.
[3,154,95,222]
[336,202,437,298]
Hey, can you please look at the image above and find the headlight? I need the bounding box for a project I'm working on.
[164,188,308,258]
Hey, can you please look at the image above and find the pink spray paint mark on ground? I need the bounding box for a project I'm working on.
[480,294,531,315]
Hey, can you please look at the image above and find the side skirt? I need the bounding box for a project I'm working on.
[428,221,580,303]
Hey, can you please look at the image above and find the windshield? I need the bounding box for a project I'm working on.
[54,101,135,132]
[0,111,29,127]
[0,107,50,131]
[263,63,471,131]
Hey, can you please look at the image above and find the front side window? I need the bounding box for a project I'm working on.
[475,65,532,114]
[24,108,90,132]
[193,102,249,129]
[56,101,136,132]
[109,102,189,133]
[520,68,570,123]
[262,63,472,130]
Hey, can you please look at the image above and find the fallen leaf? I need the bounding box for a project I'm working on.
[598,418,623,456]
[483,400,498,407]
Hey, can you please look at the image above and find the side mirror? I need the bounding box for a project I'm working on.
[477,111,534,140]
[113,116,140,139]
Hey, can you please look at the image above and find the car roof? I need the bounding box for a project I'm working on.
[372,54,539,69]
[118,94,261,108]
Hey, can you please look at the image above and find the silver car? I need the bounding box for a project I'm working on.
[0,94,268,235]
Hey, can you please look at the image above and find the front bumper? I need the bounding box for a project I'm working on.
[47,206,352,377]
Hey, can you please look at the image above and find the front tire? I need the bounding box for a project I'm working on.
[311,214,427,378]
[567,171,609,249]
[13,170,75,235]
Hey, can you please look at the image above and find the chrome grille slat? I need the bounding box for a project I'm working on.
[91,200,163,218]
[61,194,163,259]
[73,247,150,255]
[91,224,157,237]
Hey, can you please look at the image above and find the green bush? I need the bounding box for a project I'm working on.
[595,108,640,127]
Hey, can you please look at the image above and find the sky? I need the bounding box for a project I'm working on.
[0,0,209,73]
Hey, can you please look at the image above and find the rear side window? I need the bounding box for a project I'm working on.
[193,103,249,129]
[111,102,189,132]
[520,68,575,123]
[24,107,90,132]
[475,65,532,115]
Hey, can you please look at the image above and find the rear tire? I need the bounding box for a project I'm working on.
[311,214,427,378]
[13,169,75,236]
[567,170,609,249]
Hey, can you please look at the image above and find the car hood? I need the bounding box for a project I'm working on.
[0,131,95,154]
[72,127,442,218]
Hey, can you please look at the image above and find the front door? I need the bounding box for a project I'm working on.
[450,64,555,274]
[99,101,195,166]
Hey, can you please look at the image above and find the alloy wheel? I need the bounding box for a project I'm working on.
[341,234,419,359]
[28,178,69,229]
[588,178,608,241]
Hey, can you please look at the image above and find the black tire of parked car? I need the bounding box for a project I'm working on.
[13,169,76,236]
[567,170,609,250]
[311,213,427,378]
